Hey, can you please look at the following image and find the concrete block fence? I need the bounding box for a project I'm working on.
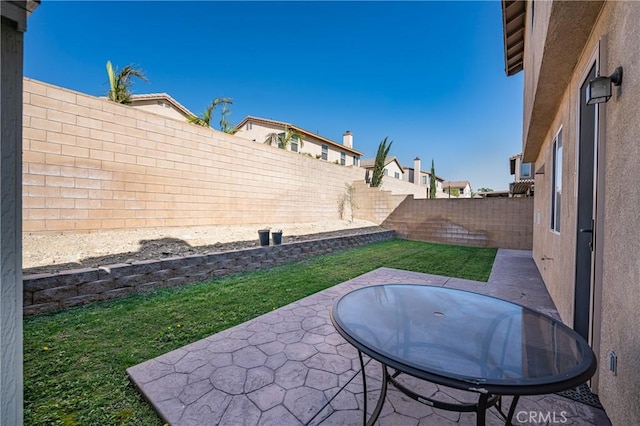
[23,230,395,316]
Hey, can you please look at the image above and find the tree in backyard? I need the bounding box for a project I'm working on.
[105,60,148,104]
[189,97,233,128]
[429,159,437,199]
[219,104,234,133]
[445,187,460,197]
[264,125,304,150]
[477,187,494,192]
[370,137,393,188]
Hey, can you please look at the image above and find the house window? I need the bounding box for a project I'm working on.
[421,175,428,185]
[383,169,388,176]
[246,122,252,131]
[340,152,346,165]
[394,172,400,179]
[551,129,563,232]
[353,155,359,166]
[321,145,328,161]
[520,162,532,179]
[291,136,299,153]
[277,132,285,149]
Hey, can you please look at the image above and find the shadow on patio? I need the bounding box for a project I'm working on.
[127,249,610,425]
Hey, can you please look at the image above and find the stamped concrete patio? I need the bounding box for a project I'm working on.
[127,249,611,425]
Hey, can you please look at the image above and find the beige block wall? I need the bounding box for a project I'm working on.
[379,175,428,199]
[352,181,409,224]
[383,197,533,250]
[23,79,364,234]
[353,182,533,249]
[527,2,640,423]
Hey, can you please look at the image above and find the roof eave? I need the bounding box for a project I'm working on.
[521,0,604,162]
[234,116,363,156]
[501,0,527,77]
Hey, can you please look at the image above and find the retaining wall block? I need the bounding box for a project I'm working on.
[24,291,33,306]
[188,272,208,284]
[99,263,135,279]
[149,269,176,281]
[116,274,149,288]
[165,276,188,288]
[24,273,66,292]
[130,259,163,275]
[212,269,229,277]
[24,302,60,316]
[101,287,135,300]
[23,230,396,316]
[78,279,117,296]
[61,294,101,309]
[56,268,100,286]
[136,281,165,295]
[33,285,78,304]
[160,257,194,270]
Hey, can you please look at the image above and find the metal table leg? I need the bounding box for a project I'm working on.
[357,350,389,426]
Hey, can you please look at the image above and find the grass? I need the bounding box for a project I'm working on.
[24,239,497,425]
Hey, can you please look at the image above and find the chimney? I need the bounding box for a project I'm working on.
[413,157,421,184]
[343,131,353,148]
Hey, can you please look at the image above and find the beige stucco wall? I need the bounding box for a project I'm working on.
[129,99,189,122]
[383,160,403,180]
[525,1,640,423]
[22,78,365,233]
[234,121,359,166]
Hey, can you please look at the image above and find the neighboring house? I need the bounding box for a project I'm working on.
[129,93,196,121]
[475,190,509,198]
[401,157,445,194]
[501,1,640,424]
[232,116,363,166]
[360,156,404,181]
[509,153,534,196]
[442,181,472,198]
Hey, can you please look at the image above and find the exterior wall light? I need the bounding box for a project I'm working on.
[586,67,623,105]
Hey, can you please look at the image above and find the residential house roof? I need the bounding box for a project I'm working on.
[360,156,403,170]
[442,181,471,189]
[129,93,196,119]
[233,116,363,156]
[401,166,445,182]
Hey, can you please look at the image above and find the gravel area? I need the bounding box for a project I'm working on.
[23,219,384,275]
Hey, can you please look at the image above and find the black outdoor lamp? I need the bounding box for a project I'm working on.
[586,67,623,105]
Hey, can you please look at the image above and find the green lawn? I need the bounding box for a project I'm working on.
[24,239,496,425]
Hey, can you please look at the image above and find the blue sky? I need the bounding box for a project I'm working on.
[24,1,523,191]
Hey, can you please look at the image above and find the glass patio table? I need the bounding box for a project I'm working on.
[330,284,597,426]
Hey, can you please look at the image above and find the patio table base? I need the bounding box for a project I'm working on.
[357,351,520,426]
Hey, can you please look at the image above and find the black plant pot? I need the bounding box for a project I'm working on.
[258,230,270,246]
[272,231,283,245]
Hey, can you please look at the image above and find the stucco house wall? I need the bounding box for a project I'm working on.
[383,159,403,180]
[516,1,640,423]
[128,99,189,122]
[233,118,361,166]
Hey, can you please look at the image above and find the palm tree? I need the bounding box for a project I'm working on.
[189,97,233,128]
[264,125,304,150]
[106,60,148,104]
[219,104,234,133]
[370,137,393,187]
